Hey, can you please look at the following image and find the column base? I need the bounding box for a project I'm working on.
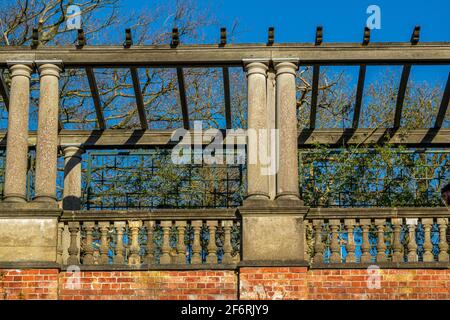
[33,195,57,203]
[239,200,309,262]
[275,192,303,203]
[3,194,27,203]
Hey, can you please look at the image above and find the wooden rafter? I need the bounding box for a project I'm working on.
[352,64,366,129]
[222,67,232,129]
[85,67,106,130]
[2,43,449,68]
[393,64,412,128]
[309,64,320,129]
[434,72,450,128]
[176,67,189,130]
[130,67,148,130]
[1,128,449,149]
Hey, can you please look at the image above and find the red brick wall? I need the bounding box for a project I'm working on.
[1,268,449,300]
[58,270,237,300]
[239,267,450,300]
[0,269,58,300]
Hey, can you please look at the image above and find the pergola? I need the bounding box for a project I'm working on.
[0,27,449,268]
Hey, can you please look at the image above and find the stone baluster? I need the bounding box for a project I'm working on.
[3,62,33,202]
[243,60,270,200]
[56,222,64,264]
[392,218,404,262]
[329,219,341,263]
[144,221,155,264]
[344,219,356,263]
[191,220,203,264]
[128,220,142,266]
[82,222,95,265]
[313,220,324,263]
[98,222,110,264]
[437,218,449,262]
[160,221,172,264]
[422,218,434,262]
[34,61,62,203]
[406,218,418,262]
[113,221,125,264]
[67,222,80,265]
[222,221,233,264]
[375,219,387,262]
[175,221,187,264]
[206,220,218,264]
[360,219,372,263]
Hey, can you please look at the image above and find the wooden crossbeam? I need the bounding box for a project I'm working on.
[176,67,190,129]
[3,43,449,68]
[85,67,106,130]
[309,64,320,129]
[352,64,366,129]
[0,72,9,111]
[222,67,232,129]
[393,64,412,128]
[434,72,450,128]
[130,67,148,130]
[0,128,447,149]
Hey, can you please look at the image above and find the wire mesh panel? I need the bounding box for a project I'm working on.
[83,149,246,210]
[299,148,450,207]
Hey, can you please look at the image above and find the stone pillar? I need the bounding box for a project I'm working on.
[62,145,83,210]
[3,61,33,202]
[243,60,270,200]
[274,59,300,201]
[34,61,62,203]
[239,59,308,265]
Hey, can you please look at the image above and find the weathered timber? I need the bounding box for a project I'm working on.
[1,43,449,67]
[0,128,447,148]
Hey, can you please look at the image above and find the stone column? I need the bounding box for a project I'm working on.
[34,61,62,203]
[62,145,83,210]
[3,61,33,202]
[243,60,270,200]
[274,59,300,201]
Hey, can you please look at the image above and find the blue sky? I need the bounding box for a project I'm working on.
[122,0,449,86]
[126,0,449,43]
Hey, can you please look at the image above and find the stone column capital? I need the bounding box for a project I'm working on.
[62,145,84,159]
[243,59,269,76]
[273,59,299,76]
[36,60,63,78]
[7,62,33,78]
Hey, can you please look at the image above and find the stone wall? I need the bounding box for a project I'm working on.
[1,268,449,300]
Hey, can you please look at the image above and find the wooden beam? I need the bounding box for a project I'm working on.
[0,128,446,149]
[309,64,320,129]
[434,72,450,128]
[352,64,366,129]
[85,67,106,130]
[130,67,148,130]
[176,67,190,129]
[393,64,411,128]
[2,43,449,68]
[222,67,232,129]
[0,72,9,111]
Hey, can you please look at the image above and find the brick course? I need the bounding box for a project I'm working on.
[1,268,449,300]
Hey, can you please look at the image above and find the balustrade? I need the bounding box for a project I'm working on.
[306,208,449,265]
[59,210,241,266]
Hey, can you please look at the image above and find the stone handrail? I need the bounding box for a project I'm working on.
[304,207,449,266]
[58,209,241,268]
